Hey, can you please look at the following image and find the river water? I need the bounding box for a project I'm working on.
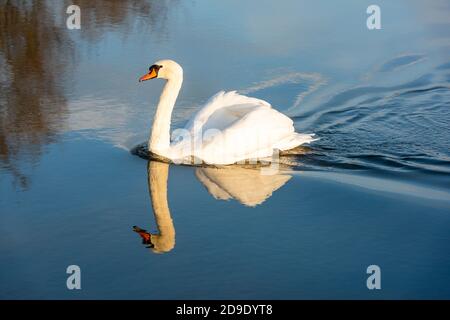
[1,0,449,299]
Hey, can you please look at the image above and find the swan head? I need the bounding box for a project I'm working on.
[139,59,183,82]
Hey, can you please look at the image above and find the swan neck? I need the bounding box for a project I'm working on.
[149,74,182,154]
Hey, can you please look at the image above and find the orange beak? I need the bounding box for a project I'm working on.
[139,68,158,82]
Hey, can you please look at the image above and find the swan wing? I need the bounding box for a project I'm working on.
[171,91,315,164]
[184,91,271,134]
[198,106,295,164]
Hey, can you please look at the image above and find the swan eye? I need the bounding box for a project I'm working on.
[149,64,163,71]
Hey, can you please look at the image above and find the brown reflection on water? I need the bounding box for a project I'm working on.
[74,0,174,41]
[0,1,72,188]
[0,0,173,188]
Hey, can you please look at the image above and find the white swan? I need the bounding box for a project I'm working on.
[139,59,316,165]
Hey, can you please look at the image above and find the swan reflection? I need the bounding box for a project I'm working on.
[195,166,291,207]
[133,161,175,253]
[133,161,292,253]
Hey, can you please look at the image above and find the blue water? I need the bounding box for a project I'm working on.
[0,0,449,299]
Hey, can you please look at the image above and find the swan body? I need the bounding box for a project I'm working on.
[139,60,316,165]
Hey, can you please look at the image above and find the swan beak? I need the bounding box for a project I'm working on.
[139,68,158,82]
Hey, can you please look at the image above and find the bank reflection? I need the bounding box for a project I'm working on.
[133,161,292,253]
[0,0,174,189]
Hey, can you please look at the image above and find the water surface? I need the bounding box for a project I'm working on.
[1,0,449,299]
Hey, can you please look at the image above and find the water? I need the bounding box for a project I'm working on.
[1,0,449,299]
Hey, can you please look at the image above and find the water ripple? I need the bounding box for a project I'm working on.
[292,71,450,193]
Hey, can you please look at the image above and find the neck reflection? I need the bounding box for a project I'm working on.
[133,161,175,253]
